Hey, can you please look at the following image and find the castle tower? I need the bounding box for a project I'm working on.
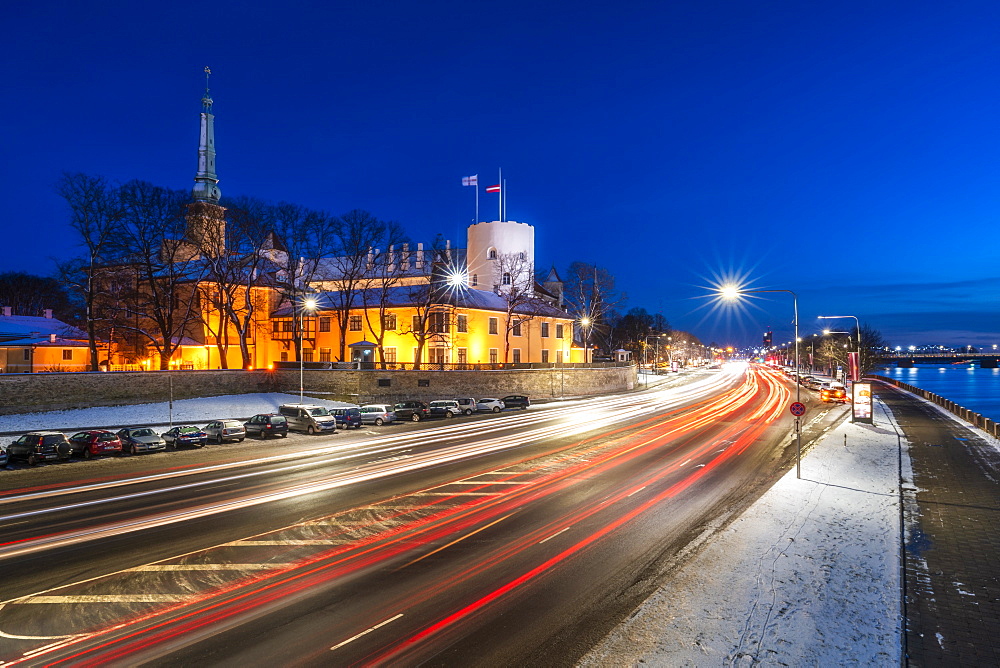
[466,220,534,293]
[186,67,226,258]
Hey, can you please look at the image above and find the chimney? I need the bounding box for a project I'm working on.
[416,242,424,270]
[366,247,375,272]
[2,306,10,317]
[445,239,451,262]
[43,309,53,319]
[50,333,57,343]
[387,245,395,272]
[402,243,410,271]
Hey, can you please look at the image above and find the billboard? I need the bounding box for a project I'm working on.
[852,382,873,423]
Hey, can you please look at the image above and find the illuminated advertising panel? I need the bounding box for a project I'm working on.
[853,382,873,423]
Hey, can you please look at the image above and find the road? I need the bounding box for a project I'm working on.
[0,364,845,666]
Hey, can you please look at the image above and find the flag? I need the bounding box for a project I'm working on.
[486,184,501,193]
[462,175,478,186]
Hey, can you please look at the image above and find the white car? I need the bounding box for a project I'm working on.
[476,398,505,413]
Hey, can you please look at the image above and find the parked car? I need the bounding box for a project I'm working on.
[161,425,208,449]
[279,404,338,434]
[476,398,505,413]
[117,427,168,455]
[394,400,430,422]
[428,400,462,418]
[203,420,246,444]
[360,404,396,426]
[0,444,7,468]
[244,413,289,438]
[332,407,363,429]
[68,429,123,458]
[7,432,71,466]
[501,394,530,410]
[455,398,477,416]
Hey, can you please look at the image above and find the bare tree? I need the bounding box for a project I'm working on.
[110,180,204,370]
[563,261,623,354]
[359,226,410,366]
[56,172,125,370]
[492,252,546,363]
[268,202,340,361]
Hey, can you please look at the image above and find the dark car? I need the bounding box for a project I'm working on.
[244,413,289,438]
[332,407,362,429]
[162,425,209,449]
[68,429,123,458]
[393,400,430,422]
[0,444,7,469]
[7,431,72,466]
[501,394,530,410]
[117,427,168,455]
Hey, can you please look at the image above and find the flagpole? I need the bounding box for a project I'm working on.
[503,177,507,222]
[498,168,503,221]
[475,181,479,223]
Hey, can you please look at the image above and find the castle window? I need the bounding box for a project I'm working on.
[489,317,498,335]
[512,321,522,336]
[502,273,511,285]
[319,317,331,332]
[62,349,73,361]
[556,324,564,339]
[489,348,498,363]
[382,314,397,330]
[541,322,550,337]
[512,349,521,363]
[519,252,525,260]
[472,274,478,286]
[349,315,362,331]
[488,248,497,260]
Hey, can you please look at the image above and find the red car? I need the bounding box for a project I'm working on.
[68,430,124,459]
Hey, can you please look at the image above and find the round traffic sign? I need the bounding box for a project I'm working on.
[790,401,806,417]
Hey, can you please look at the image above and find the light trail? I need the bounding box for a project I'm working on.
[0,364,795,666]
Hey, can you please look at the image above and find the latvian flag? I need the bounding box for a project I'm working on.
[486,184,501,193]
[462,175,478,186]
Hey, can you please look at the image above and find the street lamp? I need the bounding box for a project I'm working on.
[579,317,591,364]
[299,297,318,404]
[818,314,860,356]
[720,286,802,479]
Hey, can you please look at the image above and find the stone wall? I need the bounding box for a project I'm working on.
[0,365,635,415]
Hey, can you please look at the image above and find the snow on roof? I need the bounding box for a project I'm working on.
[0,314,87,342]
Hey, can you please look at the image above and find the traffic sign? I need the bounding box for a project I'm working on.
[790,402,806,417]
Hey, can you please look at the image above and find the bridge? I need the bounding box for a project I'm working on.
[878,353,1000,368]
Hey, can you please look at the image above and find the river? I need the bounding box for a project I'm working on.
[875,363,1000,423]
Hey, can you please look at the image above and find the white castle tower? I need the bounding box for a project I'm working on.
[466,220,534,293]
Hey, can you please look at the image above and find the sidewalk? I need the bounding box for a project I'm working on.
[879,382,1000,666]
[583,399,906,666]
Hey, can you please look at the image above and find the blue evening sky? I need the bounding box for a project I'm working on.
[2,0,998,349]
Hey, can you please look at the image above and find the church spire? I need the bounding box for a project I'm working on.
[192,66,221,203]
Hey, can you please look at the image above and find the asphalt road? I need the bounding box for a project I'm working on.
[0,365,848,666]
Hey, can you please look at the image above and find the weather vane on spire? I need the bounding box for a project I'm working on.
[202,66,213,111]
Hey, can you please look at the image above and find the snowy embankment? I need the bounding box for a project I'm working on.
[582,399,906,666]
[0,393,356,434]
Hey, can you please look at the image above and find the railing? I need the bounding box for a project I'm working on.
[869,374,1000,438]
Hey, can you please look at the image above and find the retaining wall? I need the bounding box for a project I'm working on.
[869,374,1000,438]
[0,365,636,415]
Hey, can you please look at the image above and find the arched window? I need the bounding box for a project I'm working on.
[472,274,478,286]
[502,272,511,285]
[488,248,497,260]
[519,252,525,260]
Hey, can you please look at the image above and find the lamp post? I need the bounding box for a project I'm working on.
[818,314,860,356]
[721,286,801,478]
[579,317,591,364]
[299,297,318,405]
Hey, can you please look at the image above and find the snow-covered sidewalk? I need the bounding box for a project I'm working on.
[583,399,906,666]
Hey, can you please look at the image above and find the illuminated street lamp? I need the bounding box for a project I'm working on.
[299,297,318,405]
[818,315,860,356]
[720,286,802,479]
[579,317,591,364]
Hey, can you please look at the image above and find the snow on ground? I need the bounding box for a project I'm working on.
[0,393,357,433]
[582,399,905,667]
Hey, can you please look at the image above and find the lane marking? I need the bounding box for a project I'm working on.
[539,526,571,544]
[17,595,188,604]
[129,564,291,571]
[449,481,528,485]
[399,513,514,570]
[409,492,497,496]
[224,539,346,546]
[626,486,646,498]
[679,458,692,467]
[330,613,404,651]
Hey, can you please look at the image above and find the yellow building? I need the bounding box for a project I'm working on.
[0,308,94,373]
